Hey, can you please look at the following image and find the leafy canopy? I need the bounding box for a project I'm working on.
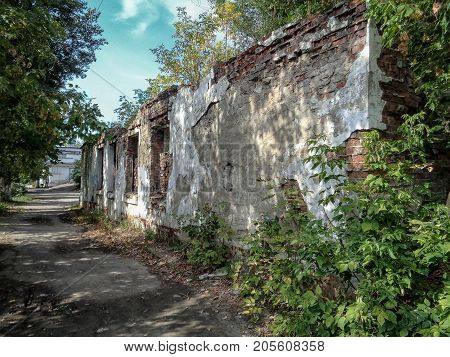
[150,7,235,89]
[0,0,106,187]
[114,89,151,128]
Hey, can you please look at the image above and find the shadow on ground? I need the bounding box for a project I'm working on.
[0,186,244,336]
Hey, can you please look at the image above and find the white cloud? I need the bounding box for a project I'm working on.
[117,0,146,20]
[116,0,211,37]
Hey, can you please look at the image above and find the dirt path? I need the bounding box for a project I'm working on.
[0,186,245,336]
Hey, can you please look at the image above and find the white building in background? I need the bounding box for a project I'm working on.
[47,146,81,186]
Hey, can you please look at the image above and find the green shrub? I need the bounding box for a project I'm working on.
[0,201,8,216]
[11,194,32,203]
[179,205,230,269]
[71,160,81,187]
[11,182,27,197]
[234,126,449,337]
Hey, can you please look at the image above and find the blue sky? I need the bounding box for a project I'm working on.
[72,0,208,123]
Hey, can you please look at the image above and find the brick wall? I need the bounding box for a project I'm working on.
[214,0,367,100]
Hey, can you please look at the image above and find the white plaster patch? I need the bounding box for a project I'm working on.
[137,166,149,218]
[327,17,348,32]
[115,147,126,219]
[283,22,391,221]
[166,71,230,216]
[299,17,349,52]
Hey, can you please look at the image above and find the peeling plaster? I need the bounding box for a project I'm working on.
[283,22,391,221]
[166,71,230,216]
[115,146,126,219]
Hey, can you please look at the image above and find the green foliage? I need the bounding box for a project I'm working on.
[11,194,32,204]
[84,210,108,225]
[210,0,339,42]
[11,182,27,197]
[0,1,106,190]
[115,4,241,128]
[148,6,238,95]
[367,0,449,150]
[234,126,449,336]
[368,1,449,113]
[71,160,81,187]
[179,205,231,269]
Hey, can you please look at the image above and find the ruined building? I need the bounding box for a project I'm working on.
[81,2,437,239]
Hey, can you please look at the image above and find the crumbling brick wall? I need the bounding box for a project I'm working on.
[214,1,368,96]
[80,1,443,234]
[169,0,389,229]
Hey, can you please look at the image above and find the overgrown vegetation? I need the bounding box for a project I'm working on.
[83,210,110,226]
[233,128,449,336]
[225,0,449,337]
[144,228,157,241]
[114,3,243,127]
[114,89,151,128]
[209,0,339,43]
[179,206,231,270]
[368,0,449,121]
[149,7,238,91]
[11,194,32,204]
[0,190,32,215]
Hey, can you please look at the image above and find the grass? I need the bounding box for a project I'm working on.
[0,194,33,216]
[11,194,33,204]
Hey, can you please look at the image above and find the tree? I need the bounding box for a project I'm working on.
[209,0,338,43]
[113,4,242,126]
[150,8,228,87]
[147,5,239,97]
[0,0,106,199]
[212,1,243,53]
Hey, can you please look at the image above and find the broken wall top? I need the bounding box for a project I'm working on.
[120,0,367,135]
